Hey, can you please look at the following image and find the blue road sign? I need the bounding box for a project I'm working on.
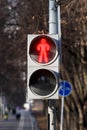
[58,81,72,97]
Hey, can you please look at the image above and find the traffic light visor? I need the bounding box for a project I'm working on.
[29,35,57,64]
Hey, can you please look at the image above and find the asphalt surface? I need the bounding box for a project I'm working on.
[0,109,39,130]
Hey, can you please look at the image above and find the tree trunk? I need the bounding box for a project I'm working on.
[78,105,84,130]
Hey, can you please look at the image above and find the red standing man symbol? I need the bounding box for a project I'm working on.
[37,38,50,63]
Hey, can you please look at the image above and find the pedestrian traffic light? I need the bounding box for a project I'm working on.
[27,34,60,100]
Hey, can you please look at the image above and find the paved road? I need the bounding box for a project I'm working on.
[0,109,39,130]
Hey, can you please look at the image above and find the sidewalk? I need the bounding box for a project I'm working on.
[0,111,19,130]
[0,109,39,130]
[19,110,39,130]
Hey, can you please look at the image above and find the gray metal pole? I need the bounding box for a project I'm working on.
[48,100,56,130]
[48,0,61,130]
[49,0,58,34]
[48,0,59,130]
[57,4,61,38]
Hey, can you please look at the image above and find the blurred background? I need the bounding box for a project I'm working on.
[0,0,87,130]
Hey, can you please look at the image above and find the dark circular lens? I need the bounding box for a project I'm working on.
[29,69,57,96]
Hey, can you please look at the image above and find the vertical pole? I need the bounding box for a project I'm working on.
[48,100,56,130]
[57,4,61,38]
[60,96,64,130]
[57,3,62,63]
[48,102,54,130]
[49,0,58,34]
[48,0,59,130]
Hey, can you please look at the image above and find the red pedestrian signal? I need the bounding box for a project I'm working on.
[27,34,60,100]
[37,38,50,63]
[29,35,57,64]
